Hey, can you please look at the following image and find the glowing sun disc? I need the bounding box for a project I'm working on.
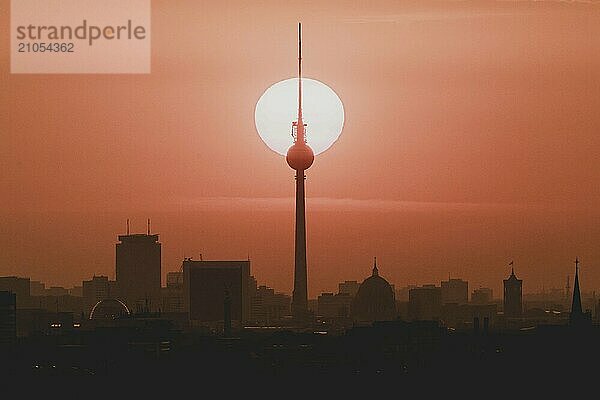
[255,78,344,156]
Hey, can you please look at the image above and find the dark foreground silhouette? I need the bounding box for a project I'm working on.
[2,319,598,384]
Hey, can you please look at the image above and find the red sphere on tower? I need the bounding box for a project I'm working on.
[286,142,314,171]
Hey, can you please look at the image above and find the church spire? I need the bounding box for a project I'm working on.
[571,257,583,318]
[372,256,379,276]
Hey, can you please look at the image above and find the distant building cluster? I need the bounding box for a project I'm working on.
[314,261,597,333]
[1,227,599,381]
[0,226,598,344]
[0,226,293,338]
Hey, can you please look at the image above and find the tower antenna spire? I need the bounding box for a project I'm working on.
[298,22,302,120]
[296,22,305,143]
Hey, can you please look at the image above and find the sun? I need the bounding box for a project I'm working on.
[254,78,344,156]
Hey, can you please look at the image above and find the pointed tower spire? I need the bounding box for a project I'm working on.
[503,263,522,317]
[372,256,379,276]
[296,22,304,143]
[571,257,582,317]
[286,22,313,171]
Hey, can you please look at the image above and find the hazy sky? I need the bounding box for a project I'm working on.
[2,0,600,298]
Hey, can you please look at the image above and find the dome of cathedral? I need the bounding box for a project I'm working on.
[352,258,396,323]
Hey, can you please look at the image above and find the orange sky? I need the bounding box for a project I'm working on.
[2,1,600,298]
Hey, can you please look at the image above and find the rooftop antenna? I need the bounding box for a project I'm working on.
[147,218,150,235]
[126,219,130,235]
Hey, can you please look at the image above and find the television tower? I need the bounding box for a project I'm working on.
[286,22,314,322]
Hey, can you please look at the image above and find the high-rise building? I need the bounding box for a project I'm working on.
[183,259,250,326]
[115,223,161,312]
[503,268,522,317]
[0,291,17,344]
[441,278,468,304]
[409,285,442,321]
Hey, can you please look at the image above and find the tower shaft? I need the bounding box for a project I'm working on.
[292,169,308,319]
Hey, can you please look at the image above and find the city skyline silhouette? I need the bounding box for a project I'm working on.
[2,0,600,381]
[2,220,597,305]
[1,225,597,380]
[3,1,600,297]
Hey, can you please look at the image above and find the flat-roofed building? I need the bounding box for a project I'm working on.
[183,259,250,326]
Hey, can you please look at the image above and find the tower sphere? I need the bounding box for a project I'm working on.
[286,142,314,170]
